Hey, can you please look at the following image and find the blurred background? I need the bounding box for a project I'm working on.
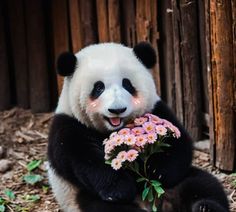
[0,0,235,171]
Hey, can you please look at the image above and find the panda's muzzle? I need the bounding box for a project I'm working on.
[104,107,127,127]
[104,116,122,127]
[108,107,127,114]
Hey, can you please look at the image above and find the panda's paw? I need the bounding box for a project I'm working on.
[99,178,136,202]
[99,188,120,202]
[198,204,211,212]
[192,199,228,212]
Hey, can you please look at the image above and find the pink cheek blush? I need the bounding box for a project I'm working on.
[133,97,143,107]
[87,99,100,113]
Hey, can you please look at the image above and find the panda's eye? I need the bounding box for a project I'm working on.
[122,78,137,96]
[90,81,105,99]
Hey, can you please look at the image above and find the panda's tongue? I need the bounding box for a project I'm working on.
[109,118,121,126]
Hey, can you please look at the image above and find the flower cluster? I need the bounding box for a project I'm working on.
[104,113,181,170]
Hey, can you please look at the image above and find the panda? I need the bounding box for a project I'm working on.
[47,42,229,212]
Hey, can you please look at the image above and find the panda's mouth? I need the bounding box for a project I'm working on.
[104,116,122,127]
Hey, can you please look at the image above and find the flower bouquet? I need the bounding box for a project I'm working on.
[104,113,181,211]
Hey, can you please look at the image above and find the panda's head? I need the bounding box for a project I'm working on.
[56,42,160,132]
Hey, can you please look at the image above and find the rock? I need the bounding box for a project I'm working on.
[0,159,12,173]
[1,170,14,180]
[0,146,4,158]
[194,139,210,152]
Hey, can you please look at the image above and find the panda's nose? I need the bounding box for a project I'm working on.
[108,107,127,114]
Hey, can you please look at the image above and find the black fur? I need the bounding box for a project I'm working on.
[48,114,137,203]
[48,101,229,212]
[133,42,157,69]
[161,167,229,212]
[148,100,193,188]
[57,52,77,76]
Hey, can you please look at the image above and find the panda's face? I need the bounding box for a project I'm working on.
[58,43,159,132]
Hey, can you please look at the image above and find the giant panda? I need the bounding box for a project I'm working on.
[47,42,229,212]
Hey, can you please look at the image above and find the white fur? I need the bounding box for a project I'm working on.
[53,43,161,210]
[48,165,80,212]
[56,43,160,132]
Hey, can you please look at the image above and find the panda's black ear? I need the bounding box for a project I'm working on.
[133,42,156,69]
[57,52,77,76]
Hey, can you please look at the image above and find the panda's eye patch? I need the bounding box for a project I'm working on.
[90,81,105,99]
[122,78,137,96]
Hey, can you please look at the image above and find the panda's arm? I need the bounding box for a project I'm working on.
[148,100,193,188]
[48,114,137,202]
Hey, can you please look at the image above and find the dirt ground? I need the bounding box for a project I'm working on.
[0,108,235,212]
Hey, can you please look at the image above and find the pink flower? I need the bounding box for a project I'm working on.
[134,117,148,126]
[109,131,118,138]
[156,125,167,136]
[112,134,125,146]
[147,132,157,144]
[118,128,131,136]
[162,119,181,138]
[124,134,136,145]
[136,135,148,147]
[142,122,156,133]
[103,138,108,145]
[162,119,173,127]
[104,140,115,154]
[144,113,153,119]
[131,127,145,135]
[104,154,111,160]
[111,158,122,170]
[168,125,181,138]
[149,114,163,124]
[126,149,139,162]
[117,151,127,162]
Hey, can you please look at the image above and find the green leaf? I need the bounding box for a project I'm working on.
[27,160,42,172]
[144,182,148,188]
[42,185,49,193]
[0,197,4,205]
[142,187,150,201]
[134,161,139,171]
[4,189,15,200]
[150,180,162,187]
[136,178,146,183]
[0,205,5,212]
[154,186,165,198]
[147,187,154,202]
[152,201,157,212]
[24,194,40,202]
[159,143,171,148]
[105,161,111,165]
[14,205,31,212]
[23,174,43,185]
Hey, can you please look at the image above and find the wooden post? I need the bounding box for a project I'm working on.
[96,0,109,42]
[7,0,29,109]
[149,0,161,96]
[108,0,121,42]
[158,0,176,110]
[198,0,209,114]
[205,0,216,163]
[121,0,136,47]
[209,0,236,171]
[51,0,69,94]
[69,0,83,53]
[0,2,11,110]
[179,0,202,141]
[79,0,98,46]
[25,0,50,112]
[172,0,184,124]
[136,0,150,42]
[136,0,161,94]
